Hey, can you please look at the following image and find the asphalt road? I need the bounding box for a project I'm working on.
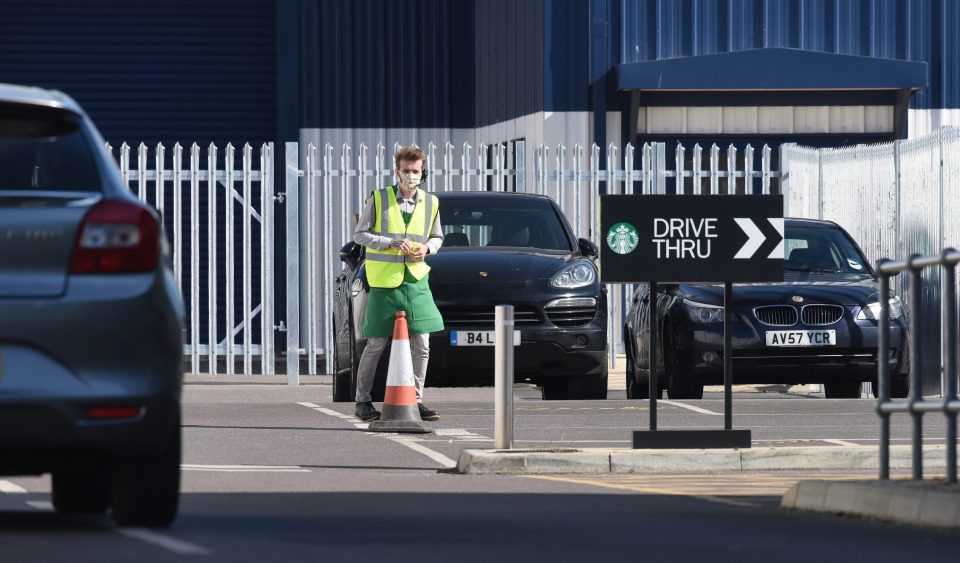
[1,380,958,562]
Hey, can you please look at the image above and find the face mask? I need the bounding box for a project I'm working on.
[399,172,422,189]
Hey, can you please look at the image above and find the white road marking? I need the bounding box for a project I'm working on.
[297,402,356,420]
[820,439,863,447]
[659,400,722,415]
[26,501,53,510]
[118,528,212,556]
[298,401,457,468]
[297,401,368,428]
[181,464,310,473]
[384,436,457,469]
[0,480,27,493]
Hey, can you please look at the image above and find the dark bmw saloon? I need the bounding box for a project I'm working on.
[333,192,608,401]
[624,218,908,400]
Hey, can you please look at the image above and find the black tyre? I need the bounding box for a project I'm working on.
[871,375,909,399]
[52,468,110,515]
[825,380,863,398]
[625,353,647,399]
[541,378,566,400]
[664,332,703,400]
[111,418,181,527]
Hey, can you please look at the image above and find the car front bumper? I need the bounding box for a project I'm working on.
[427,325,607,385]
[677,318,908,384]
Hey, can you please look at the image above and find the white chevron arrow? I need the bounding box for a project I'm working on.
[767,218,785,259]
[734,218,764,259]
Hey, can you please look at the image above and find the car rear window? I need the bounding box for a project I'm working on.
[439,198,573,251]
[0,103,101,192]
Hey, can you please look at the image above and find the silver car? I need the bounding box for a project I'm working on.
[0,84,184,526]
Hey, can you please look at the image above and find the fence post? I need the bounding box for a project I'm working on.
[515,140,525,193]
[285,142,301,385]
[943,251,957,483]
[877,262,891,480]
[655,143,666,194]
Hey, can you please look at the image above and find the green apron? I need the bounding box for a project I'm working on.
[362,210,444,338]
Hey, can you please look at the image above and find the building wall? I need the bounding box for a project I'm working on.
[0,0,277,148]
[618,0,960,137]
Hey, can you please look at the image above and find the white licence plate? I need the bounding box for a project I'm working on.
[765,330,836,347]
[450,330,521,347]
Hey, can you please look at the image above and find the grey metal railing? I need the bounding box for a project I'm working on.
[876,249,960,482]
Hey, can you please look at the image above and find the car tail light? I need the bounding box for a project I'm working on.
[86,406,144,420]
[70,200,159,274]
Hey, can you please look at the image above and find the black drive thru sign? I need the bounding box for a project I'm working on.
[599,195,785,283]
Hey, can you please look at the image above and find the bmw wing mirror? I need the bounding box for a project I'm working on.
[578,237,599,259]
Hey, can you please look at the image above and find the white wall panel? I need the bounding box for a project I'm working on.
[793,106,830,133]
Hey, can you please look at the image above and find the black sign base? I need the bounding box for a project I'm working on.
[632,429,752,449]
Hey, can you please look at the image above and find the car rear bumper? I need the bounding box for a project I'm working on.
[0,271,183,474]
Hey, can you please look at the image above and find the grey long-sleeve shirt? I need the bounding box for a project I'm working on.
[352,186,444,254]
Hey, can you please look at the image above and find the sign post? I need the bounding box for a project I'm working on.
[601,195,784,449]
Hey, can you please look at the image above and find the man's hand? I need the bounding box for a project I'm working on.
[406,244,428,262]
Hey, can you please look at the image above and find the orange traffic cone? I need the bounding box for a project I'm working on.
[368,311,432,434]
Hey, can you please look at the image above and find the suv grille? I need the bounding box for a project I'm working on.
[439,305,541,328]
[802,304,844,325]
[754,305,798,326]
[545,304,598,327]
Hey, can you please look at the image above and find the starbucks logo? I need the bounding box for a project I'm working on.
[606,222,639,255]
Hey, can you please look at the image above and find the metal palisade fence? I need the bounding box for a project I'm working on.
[781,127,960,395]
[107,142,276,377]
[109,131,957,396]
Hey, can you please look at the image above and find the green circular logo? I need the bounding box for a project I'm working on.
[606,222,639,255]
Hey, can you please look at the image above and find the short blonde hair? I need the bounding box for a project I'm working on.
[394,146,426,169]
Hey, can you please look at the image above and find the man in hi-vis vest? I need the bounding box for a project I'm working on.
[352,146,445,422]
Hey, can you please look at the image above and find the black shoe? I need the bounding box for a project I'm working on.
[355,402,380,422]
[418,403,439,421]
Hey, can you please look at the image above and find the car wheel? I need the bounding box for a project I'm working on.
[111,417,181,527]
[52,467,110,515]
[824,380,862,398]
[625,345,654,399]
[665,332,703,400]
[871,375,909,399]
[332,319,352,402]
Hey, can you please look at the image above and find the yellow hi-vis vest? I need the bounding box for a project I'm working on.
[365,185,439,288]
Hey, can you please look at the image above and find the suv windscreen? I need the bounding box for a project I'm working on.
[439,198,573,251]
[0,103,100,192]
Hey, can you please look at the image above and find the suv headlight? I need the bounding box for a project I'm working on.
[684,299,724,324]
[550,262,596,289]
[857,296,903,321]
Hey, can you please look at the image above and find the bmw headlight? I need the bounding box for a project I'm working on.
[684,299,724,324]
[550,262,597,289]
[857,296,903,321]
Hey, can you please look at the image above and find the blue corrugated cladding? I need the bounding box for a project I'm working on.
[620,0,960,109]
[475,0,544,126]
[544,0,590,112]
[0,0,277,147]
[302,0,460,128]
